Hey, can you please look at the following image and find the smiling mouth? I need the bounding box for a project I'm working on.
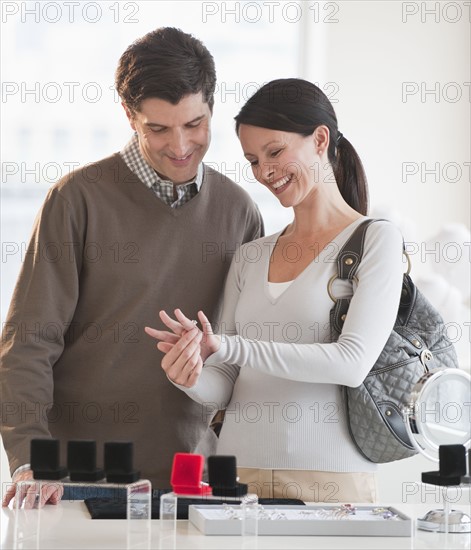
[271,174,292,193]
[168,153,192,162]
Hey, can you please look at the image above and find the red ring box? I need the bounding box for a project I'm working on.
[170,453,212,496]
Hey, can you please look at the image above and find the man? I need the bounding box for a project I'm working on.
[1,27,263,506]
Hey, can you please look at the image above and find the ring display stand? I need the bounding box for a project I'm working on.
[13,479,152,549]
[12,438,151,549]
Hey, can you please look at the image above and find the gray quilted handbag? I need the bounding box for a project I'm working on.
[329,219,459,463]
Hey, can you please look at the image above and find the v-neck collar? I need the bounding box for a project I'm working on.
[263,217,367,305]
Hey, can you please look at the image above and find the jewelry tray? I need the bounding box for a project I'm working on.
[188,504,412,536]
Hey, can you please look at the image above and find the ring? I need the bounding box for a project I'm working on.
[191,320,197,325]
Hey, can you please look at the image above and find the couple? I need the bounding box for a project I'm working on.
[145,70,404,501]
[1,26,403,507]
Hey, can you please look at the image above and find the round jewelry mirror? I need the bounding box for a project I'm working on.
[403,368,471,533]
[405,368,471,461]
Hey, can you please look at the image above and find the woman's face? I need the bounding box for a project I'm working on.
[238,124,323,208]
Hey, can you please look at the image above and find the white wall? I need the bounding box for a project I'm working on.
[302,0,470,240]
[300,0,470,505]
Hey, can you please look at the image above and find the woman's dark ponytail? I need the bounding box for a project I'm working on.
[332,136,368,215]
[235,78,369,215]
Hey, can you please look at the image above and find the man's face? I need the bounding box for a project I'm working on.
[125,93,212,184]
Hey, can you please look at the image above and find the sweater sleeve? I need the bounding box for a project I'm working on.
[177,254,242,407]
[0,187,83,474]
[249,203,265,241]
[205,222,404,388]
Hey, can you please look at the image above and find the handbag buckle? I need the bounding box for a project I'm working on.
[327,274,359,303]
[419,349,433,367]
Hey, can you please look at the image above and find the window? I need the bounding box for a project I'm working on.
[1,1,300,320]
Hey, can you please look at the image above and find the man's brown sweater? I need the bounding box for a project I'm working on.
[0,153,263,488]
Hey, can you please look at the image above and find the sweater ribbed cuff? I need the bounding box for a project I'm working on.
[12,463,31,481]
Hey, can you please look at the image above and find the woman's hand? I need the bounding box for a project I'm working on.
[145,309,221,387]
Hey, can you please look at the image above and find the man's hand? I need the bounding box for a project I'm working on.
[2,468,63,508]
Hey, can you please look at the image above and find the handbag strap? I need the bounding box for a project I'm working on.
[335,217,407,281]
[330,218,384,338]
[335,218,379,281]
[330,218,414,338]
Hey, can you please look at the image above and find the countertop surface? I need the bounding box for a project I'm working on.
[1,501,470,549]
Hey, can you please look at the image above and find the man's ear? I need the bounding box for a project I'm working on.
[122,103,136,132]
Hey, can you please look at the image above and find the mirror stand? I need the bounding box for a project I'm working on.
[417,482,471,533]
[403,368,471,534]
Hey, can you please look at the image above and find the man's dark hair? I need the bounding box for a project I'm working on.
[115,27,216,113]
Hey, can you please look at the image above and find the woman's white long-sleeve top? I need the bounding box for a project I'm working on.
[180,217,404,472]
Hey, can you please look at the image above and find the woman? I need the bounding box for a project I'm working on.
[145,79,404,503]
